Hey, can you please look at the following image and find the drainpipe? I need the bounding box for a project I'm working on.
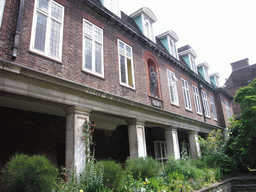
[12,0,25,59]
[198,83,206,122]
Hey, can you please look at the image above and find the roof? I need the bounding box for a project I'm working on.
[129,7,157,22]
[80,0,231,97]
[225,63,256,88]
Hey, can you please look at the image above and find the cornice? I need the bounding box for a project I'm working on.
[0,59,221,130]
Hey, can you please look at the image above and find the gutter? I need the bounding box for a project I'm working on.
[12,0,25,59]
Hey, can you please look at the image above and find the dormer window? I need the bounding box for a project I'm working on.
[144,17,153,40]
[210,72,220,87]
[130,7,157,42]
[190,55,197,73]
[178,45,197,73]
[197,62,210,83]
[157,30,179,60]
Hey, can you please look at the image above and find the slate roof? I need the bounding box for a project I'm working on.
[225,63,256,88]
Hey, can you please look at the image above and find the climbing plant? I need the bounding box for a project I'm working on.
[82,119,96,162]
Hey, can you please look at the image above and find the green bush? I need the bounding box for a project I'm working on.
[125,156,161,180]
[100,160,125,191]
[1,153,58,192]
[79,159,104,192]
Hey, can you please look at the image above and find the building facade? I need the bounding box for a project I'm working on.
[224,58,256,116]
[0,0,232,172]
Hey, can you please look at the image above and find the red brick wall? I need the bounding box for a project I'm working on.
[0,0,228,127]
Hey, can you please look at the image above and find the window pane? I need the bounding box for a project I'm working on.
[119,41,125,55]
[127,58,133,87]
[156,142,161,159]
[84,37,92,70]
[34,12,47,52]
[84,21,92,37]
[94,27,103,43]
[126,45,131,58]
[51,2,63,21]
[50,19,61,57]
[38,0,49,13]
[95,42,102,74]
[120,55,126,83]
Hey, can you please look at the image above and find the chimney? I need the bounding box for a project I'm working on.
[230,58,249,71]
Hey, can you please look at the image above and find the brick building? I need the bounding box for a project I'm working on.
[224,58,256,116]
[0,0,232,172]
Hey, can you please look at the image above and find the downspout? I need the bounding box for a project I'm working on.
[12,0,25,59]
[198,83,206,122]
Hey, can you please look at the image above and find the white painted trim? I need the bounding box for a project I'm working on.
[0,0,6,28]
[30,0,64,62]
[82,18,104,78]
[117,39,135,89]
[130,7,157,22]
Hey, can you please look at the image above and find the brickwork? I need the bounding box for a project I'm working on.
[0,0,231,128]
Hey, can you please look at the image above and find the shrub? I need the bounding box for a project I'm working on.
[1,153,58,192]
[125,156,161,180]
[79,158,104,192]
[100,159,125,191]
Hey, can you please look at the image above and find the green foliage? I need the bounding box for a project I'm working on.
[79,158,104,192]
[225,77,256,172]
[82,120,96,162]
[100,159,125,191]
[54,167,80,192]
[1,153,58,192]
[125,156,161,180]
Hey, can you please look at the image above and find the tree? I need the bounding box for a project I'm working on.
[225,77,256,172]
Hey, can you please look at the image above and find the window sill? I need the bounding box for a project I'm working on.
[205,116,211,119]
[185,108,193,113]
[213,118,218,122]
[120,83,136,91]
[81,69,105,80]
[29,50,63,64]
[170,103,180,108]
[196,112,203,116]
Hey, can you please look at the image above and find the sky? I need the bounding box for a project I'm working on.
[119,0,256,86]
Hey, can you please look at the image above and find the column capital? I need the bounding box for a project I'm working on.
[188,130,199,135]
[164,126,178,132]
[126,119,145,126]
[64,106,92,116]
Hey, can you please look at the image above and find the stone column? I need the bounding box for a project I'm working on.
[188,130,201,159]
[127,119,147,158]
[165,127,180,159]
[65,106,91,173]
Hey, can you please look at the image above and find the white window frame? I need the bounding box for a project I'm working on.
[154,141,167,161]
[0,0,6,28]
[181,78,192,111]
[201,91,210,118]
[224,100,231,118]
[118,39,135,89]
[142,15,154,42]
[189,54,197,74]
[192,85,202,114]
[167,69,179,106]
[169,38,178,59]
[30,0,64,61]
[210,95,217,120]
[82,19,104,77]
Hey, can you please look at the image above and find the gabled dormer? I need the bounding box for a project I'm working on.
[197,62,210,83]
[157,30,179,60]
[178,45,197,73]
[100,0,120,17]
[130,7,157,42]
[210,72,220,87]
